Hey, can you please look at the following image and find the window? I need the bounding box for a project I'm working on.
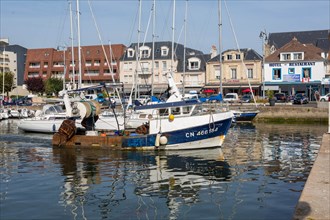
[162,61,167,71]
[85,60,92,66]
[236,54,241,60]
[123,62,129,71]
[29,62,40,68]
[43,62,48,68]
[189,61,199,70]
[272,68,282,80]
[141,62,149,72]
[248,69,253,78]
[141,49,149,58]
[293,53,303,60]
[155,61,159,69]
[288,68,295,74]
[188,58,201,70]
[215,65,220,80]
[281,53,291,61]
[94,60,100,66]
[170,107,181,115]
[227,55,232,60]
[127,48,134,58]
[231,68,237,79]
[161,46,169,56]
[302,67,311,79]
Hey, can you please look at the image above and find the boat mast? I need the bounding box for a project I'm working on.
[76,0,82,89]
[151,0,156,96]
[134,0,142,100]
[218,0,223,95]
[171,0,175,74]
[69,0,76,90]
[182,0,187,95]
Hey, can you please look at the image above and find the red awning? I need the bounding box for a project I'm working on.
[242,88,255,93]
[203,89,215,93]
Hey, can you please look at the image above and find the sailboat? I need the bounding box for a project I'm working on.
[217,0,259,123]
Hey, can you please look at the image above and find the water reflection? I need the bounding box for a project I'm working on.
[0,119,327,219]
[52,148,231,219]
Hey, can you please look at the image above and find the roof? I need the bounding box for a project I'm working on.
[208,48,262,62]
[121,41,209,72]
[265,37,324,62]
[268,29,329,52]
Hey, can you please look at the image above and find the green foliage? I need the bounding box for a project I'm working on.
[45,77,63,96]
[25,77,45,94]
[266,89,274,99]
[0,72,14,95]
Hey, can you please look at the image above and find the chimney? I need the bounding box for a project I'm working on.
[210,45,217,58]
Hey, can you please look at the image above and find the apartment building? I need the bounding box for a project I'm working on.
[120,41,209,95]
[205,48,262,95]
[0,39,27,92]
[25,44,126,89]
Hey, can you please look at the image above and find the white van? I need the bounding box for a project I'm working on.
[223,93,239,102]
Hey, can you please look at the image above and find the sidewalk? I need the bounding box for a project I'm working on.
[293,133,330,220]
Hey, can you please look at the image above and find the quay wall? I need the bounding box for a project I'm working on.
[293,133,330,220]
[253,106,328,123]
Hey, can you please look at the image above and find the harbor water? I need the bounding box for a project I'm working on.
[0,119,327,220]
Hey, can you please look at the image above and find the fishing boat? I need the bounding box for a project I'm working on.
[52,97,233,150]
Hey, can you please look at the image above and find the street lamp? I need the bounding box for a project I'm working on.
[57,46,67,91]
[259,30,267,99]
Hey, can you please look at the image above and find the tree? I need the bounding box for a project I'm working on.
[25,77,45,94]
[45,77,63,96]
[0,72,14,96]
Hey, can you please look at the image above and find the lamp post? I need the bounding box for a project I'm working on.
[57,46,67,92]
[259,30,267,99]
[1,44,6,107]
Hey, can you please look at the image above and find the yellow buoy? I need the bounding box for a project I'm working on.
[169,114,175,122]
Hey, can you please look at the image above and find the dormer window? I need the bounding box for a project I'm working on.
[161,46,169,56]
[280,52,304,61]
[281,53,291,61]
[139,46,151,58]
[127,48,135,58]
[188,57,201,70]
[293,52,303,60]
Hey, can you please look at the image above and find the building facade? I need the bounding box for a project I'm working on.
[264,37,327,100]
[119,41,209,95]
[24,44,126,89]
[205,48,262,95]
[0,39,28,87]
[265,29,330,96]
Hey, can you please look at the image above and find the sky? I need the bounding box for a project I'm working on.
[0,0,329,55]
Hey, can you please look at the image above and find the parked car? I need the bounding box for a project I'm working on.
[208,94,223,102]
[293,93,309,104]
[319,93,330,102]
[223,93,239,102]
[241,94,253,103]
[274,93,287,102]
